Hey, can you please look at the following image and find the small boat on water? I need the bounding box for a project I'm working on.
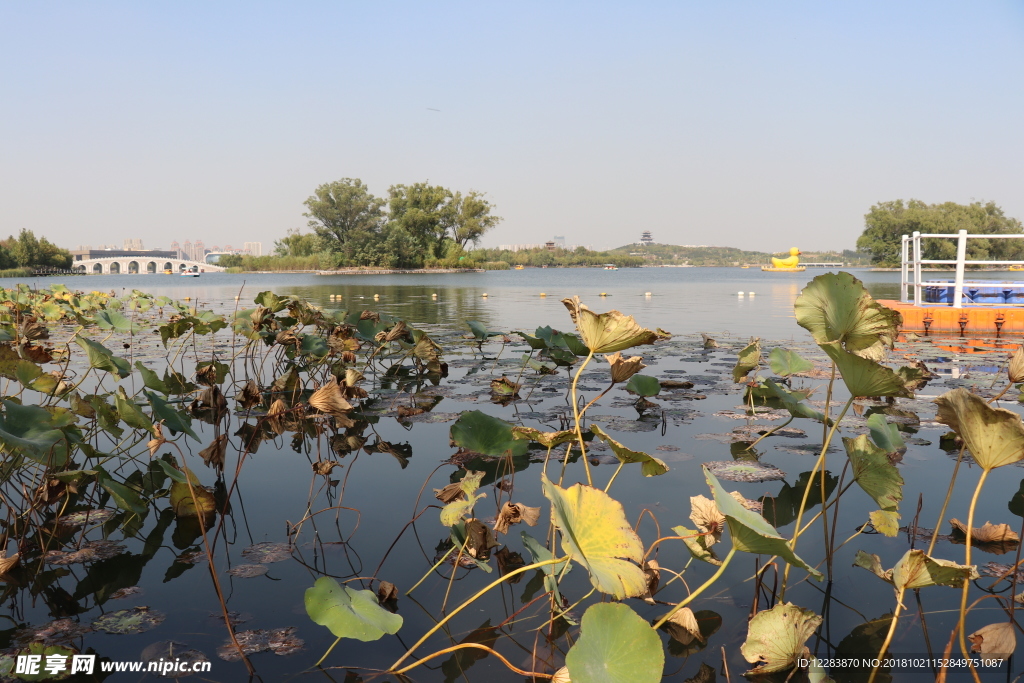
[514,265,525,270]
[1010,265,1024,271]
[603,264,618,270]
[180,271,200,278]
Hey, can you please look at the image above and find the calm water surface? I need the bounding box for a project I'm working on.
[3,267,1021,682]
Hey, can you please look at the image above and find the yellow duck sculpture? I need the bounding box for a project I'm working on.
[762,248,805,272]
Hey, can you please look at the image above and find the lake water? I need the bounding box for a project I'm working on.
[3,267,1022,682]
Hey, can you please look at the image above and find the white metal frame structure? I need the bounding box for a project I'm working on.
[900,230,1024,307]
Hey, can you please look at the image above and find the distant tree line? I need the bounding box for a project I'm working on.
[469,246,644,268]
[227,178,502,270]
[0,230,73,270]
[857,199,1024,267]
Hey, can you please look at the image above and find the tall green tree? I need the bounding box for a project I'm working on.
[1,229,71,268]
[857,199,1024,266]
[303,179,385,249]
[387,183,457,259]
[452,191,501,248]
[274,228,320,257]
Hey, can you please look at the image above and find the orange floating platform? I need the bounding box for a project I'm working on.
[880,300,1024,335]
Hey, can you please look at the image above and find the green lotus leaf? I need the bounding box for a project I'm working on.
[624,375,661,397]
[75,335,131,378]
[589,424,668,476]
[0,399,70,466]
[467,320,503,340]
[169,467,217,520]
[935,387,1024,471]
[514,331,548,349]
[450,410,529,457]
[704,467,822,580]
[541,473,647,598]
[95,466,147,516]
[1008,479,1024,518]
[768,348,813,377]
[763,379,829,423]
[561,297,656,354]
[147,391,199,441]
[842,434,903,537]
[305,576,402,642]
[439,471,486,526]
[115,387,155,433]
[794,272,901,353]
[741,602,821,674]
[819,343,912,398]
[254,290,288,312]
[521,532,571,604]
[732,338,761,383]
[563,603,663,683]
[866,413,905,455]
[93,309,142,333]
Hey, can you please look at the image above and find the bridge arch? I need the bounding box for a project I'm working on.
[128,261,139,274]
[163,262,172,272]
[92,263,102,274]
[146,261,156,274]
[109,262,121,274]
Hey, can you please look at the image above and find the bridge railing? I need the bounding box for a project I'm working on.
[901,230,1024,307]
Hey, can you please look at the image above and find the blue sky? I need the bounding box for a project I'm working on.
[2,1,1022,252]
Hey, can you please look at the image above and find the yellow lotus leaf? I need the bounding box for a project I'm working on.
[541,473,647,599]
[935,388,1024,471]
[605,351,646,384]
[969,622,1016,657]
[689,495,724,547]
[1010,345,1024,384]
[561,296,657,354]
[309,379,354,418]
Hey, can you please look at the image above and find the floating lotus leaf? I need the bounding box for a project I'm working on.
[563,603,663,683]
[450,410,528,457]
[842,435,903,537]
[511,426,577,448]
[140,641,209,675]
[624,374,660,397]
[935,387,1024,471]
[820,343,912,398]
[589,424,668,476]
[466,320,503,340]
[241,542,292,564]
[541,473,647,598]
[304,576,402,642]
[768,348,813,377]
[794,272,901,354]
[169,467,217,520]
[217,627,304,661]
[227,564,269,578]
[866,413,905,456]
[740,602,821,674]
[703,461,785,483]
[968,622,1017,657]
[853,548,978,590]
[561,296,656,354]
[732,339,761,383]
[949,519,1020,552]
[704,467,822,580]
[92,606,166,634]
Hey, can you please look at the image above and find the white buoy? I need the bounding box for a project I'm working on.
[540,293,547,297]
[431,293,437,299]
[749,292,755,297]
[738,292,744,297]
[600,292,607,297]
[482,293,488,297]
[644,292,652,297]
[373,294,380,300]
[329,294,335,300]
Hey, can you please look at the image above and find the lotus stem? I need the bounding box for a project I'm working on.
[314,635,343,668]
[392,642,555,678]
[604,462,625,493]
[570,351,595,486]
[928,444,967,556]
[387,557,564,673]
[868,586,906,683]
[781,395,853,601]
[744,416,793,451]
[958,468,990,677]
[652,547,737,631]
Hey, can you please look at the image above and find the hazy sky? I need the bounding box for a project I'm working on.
[2,2,1022,253]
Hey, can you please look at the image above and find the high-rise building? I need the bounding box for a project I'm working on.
[123,238,144,250]
[223,244,233,252]
[193,240,205,260]
[244,242,263,257]
[182,241,192,260]
[170,241,180,258]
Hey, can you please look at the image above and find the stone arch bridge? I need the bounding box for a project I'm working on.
[73,257,226,274]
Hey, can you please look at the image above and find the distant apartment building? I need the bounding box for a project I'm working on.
[243,241,263,257]
[170,241,180,258]
[123,238,144,250]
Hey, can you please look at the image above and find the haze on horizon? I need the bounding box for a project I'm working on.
[2,1,1022,255]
